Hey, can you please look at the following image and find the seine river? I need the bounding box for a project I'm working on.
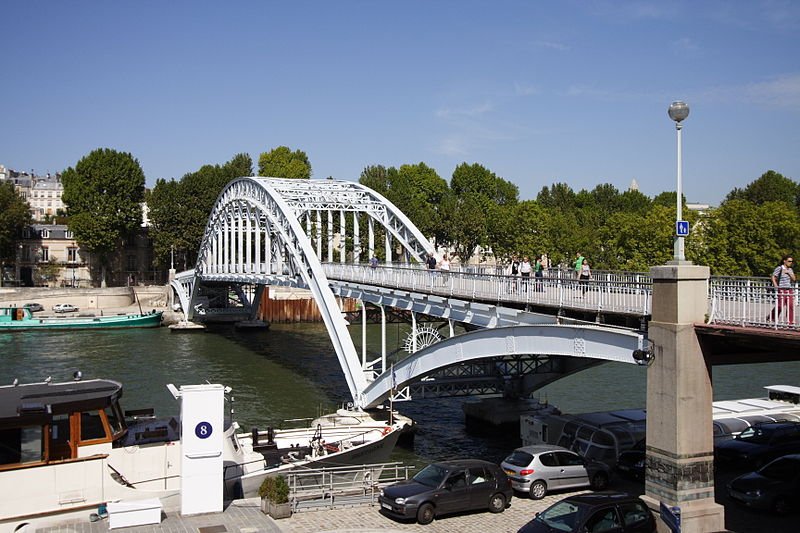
[2,322,800,469]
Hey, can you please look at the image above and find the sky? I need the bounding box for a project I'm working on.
[2,1,799,205]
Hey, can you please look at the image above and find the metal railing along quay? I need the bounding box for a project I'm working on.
[286,461,415,511]
[322,263,800,332]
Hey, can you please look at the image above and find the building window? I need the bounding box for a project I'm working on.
[68,247,78,263]
[40,247,49,262]
[22,246,30,261]
[40,229,50,238]
[127,255,137,271]
[23,228,31,238]
[65,230,73,239]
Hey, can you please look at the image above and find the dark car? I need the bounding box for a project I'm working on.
[616,439,646,480]
[517,492,656,533]
[23,302,44,312]
[715,421,800,469]
[727,454,800,514]
[378,459,512,525]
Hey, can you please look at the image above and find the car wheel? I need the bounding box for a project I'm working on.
[529,480,547,500]
[417,502,435,525]
[591,471,609,491]
[774,496,789,515]
[488,493,506,513]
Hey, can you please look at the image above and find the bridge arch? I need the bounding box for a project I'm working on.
[177,177,436,406]
[361,324,645,407]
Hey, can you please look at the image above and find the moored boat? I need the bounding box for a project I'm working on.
[0,376,406,531]
[0,306,163,330]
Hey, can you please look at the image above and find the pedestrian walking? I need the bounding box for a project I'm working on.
[438,254,451,285]
[768,255,796,325]
[369,255,378,268]
[579,259,591,296]
[509,256,520,293]
[520,256,532,292]
[534,255,544,291]
[573,252,585,279]
[426,253,437,270]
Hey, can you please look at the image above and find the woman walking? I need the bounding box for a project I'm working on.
[768,255,796,325]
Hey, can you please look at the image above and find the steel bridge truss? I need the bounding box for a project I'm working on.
[172,177,435,407]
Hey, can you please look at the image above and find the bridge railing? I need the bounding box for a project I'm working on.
[709,276,799,330]
[322,263,652,316]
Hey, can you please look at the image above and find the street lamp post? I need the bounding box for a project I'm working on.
[668,101,690,262]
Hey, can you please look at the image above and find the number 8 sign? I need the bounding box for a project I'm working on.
[195,421,213,439]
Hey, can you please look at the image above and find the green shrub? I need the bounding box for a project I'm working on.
[258,475,290,504]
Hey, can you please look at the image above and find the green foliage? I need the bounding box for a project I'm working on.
[258,475,290,503]
[35,258,62,286]
[0,181,32,265]
[147,154,252,269]
[725,170,799,209]
[258,146,311,179]
[61,148,146,282]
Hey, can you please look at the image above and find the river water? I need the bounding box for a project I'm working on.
[2,323,800,469]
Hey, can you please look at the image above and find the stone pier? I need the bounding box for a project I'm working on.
[644,264,724,532]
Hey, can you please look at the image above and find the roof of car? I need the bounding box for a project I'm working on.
[432,459,500,469]
[560,492,645,506]
[512,444,573,454]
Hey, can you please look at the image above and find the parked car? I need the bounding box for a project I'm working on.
[500,445,611,500]
[22,302,44,312]
[517,492,656,533]
[52,303,79,313]
[715,421,800,469]
[616,439,646,480]
[378,459,512,525]
[727,454,800,514]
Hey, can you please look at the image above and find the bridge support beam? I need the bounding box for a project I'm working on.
[643,264,724,533]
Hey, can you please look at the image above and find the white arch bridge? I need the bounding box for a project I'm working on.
[172,177,645,409]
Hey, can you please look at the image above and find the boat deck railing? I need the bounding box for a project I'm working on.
[286,461,415,511]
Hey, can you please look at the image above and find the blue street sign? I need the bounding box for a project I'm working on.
[660,502,681,533]
[676,220,689,237]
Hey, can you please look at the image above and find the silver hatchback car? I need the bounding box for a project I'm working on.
[500,445,611,500]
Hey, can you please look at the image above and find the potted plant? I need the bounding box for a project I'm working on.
[258,475,292,519]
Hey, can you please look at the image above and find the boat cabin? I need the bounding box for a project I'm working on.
[0,306,33,323]
[0,379,127,469]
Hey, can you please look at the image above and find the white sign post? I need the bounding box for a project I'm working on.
[178,384,224,515]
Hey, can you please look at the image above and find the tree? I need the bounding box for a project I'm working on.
[726,170,799,209]
[536,183,576,212]
[148,154,252,270]
[0,181,32,280]
[258,146,311,179]
[61,148,146,286]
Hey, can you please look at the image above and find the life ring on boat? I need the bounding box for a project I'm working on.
[382,426,392,436]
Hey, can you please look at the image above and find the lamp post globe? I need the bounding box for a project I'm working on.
[668,101,690,123]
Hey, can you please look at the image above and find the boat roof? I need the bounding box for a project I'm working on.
[0,379,122,429]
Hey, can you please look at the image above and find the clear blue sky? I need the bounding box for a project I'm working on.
[2,1,798,205]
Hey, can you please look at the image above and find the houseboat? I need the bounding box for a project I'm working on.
[0,376,405,531]
[520,385,800,467]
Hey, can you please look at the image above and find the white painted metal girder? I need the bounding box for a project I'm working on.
[360,324,645,408]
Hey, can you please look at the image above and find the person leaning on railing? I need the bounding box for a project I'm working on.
[768,255,796,325]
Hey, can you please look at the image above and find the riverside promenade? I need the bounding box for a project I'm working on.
[37,491,583,533]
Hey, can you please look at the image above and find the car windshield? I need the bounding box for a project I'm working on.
[413,464,448,487]
[504,450,534,467]
[536,501,582,532]
[759,457,800,480]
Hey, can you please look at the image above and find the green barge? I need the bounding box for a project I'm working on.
[0,306,163,330]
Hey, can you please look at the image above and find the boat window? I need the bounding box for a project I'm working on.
[81,411,107,441]
[0,426,44,466]
[105,403,125,436]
